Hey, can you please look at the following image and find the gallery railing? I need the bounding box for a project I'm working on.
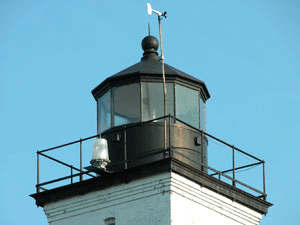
[35,115,267,200]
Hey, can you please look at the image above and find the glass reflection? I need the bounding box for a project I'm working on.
[114,83,140,126]
[97,90,111,134]
[142,83,174,121]
[176,84,199,128]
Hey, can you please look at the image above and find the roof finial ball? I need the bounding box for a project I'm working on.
[141,35,159,59]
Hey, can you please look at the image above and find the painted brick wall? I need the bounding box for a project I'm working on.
[44,172,171,225]
[43,172,262,225]
[170,172,262,225]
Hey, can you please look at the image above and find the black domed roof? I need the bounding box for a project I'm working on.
[92,36,210,100]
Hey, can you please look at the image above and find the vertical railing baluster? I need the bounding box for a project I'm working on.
[80,139,82,182]
[263,160,266,200]
[232,146,236,187]
[124,126,127,169]
[201,130,204,172]
[168,114,171,157]
[71,165,73,184]
[37,151,40,193]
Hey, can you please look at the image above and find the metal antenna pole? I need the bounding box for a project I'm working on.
[146,3,167,151]
[158,15,167,151]
[148,22,151,36]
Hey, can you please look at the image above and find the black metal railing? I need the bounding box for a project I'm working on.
[36,135,98,193]
[35,115,267,200]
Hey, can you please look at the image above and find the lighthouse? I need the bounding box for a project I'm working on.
[31,35,272,225]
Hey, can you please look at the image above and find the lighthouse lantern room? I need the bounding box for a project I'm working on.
[91,35,209,173]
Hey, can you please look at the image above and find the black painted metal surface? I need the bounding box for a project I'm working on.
[102,121,208,173]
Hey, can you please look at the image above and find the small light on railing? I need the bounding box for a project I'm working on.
[90,138,111,170]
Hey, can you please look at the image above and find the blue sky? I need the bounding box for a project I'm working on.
[1,0,299,224]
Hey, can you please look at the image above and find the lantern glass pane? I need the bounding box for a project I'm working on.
[114,83,141,126]
[97,90,111,134]
[176,84,199,128]
[142,82,174,121]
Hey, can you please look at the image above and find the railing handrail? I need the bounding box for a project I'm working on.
[171,115,264,162]
[38,115,262,163]
[210,161,262,176]
[39,134,99,153]
[37,170,95,188]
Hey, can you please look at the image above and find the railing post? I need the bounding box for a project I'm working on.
[201,130,204,172]
[232,146,236,187]
[80,139,82,182]
[37,151,40,193]
[168,114,171,157]
[124,126,127,169]
[71,165,73,184]
[263,160,266,200]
